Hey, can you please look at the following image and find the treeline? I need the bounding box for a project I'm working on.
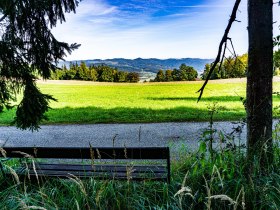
[201,54,248,80]
[153,64,198,82]
[50,62,140,83]
[200,52,280,79]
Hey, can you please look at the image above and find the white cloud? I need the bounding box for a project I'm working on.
[52,0,280,61]
[74,0,117,17]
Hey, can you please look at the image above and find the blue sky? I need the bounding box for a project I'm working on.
[52,0,280,60]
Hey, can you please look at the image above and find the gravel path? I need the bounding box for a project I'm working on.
[0,121,250,152]
[1,120,280,157]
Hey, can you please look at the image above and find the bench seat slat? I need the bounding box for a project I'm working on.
[27,163,167,173]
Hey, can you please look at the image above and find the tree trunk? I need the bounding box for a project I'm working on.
[247,0,273,170]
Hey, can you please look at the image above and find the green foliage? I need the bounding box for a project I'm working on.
[88,66,98,81]
[201,63,220,80]
[0,0,80,130]
[274,35,280,47]
[171,69,181,81]
[99,66,115,82]
[154,70,165,82]
[165,70,173,81]
[51,63,140,83]
[274,50,280,74]
[116,71,128,82]
[274,69,280,76]
[201,63,219,80]
[154,64,198,82]
[179,64,198,81]
[201,54,247,80]
[127,72,140,83]
[14,79,57,131]
[77,61,91,80]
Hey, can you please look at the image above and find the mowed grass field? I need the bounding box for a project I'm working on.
[1,78,280,125]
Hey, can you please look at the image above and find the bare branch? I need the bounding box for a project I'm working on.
[197,0,242,102]
[218,41,227,74]
[226,46,235,58]
[228,38,237,58]
[226,45,247,69]
[224,56,233,65]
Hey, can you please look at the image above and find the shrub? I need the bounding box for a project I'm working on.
[115,71,128,82]
[165,69,173,81]
[127,72,140,83]
[154,70,165,82]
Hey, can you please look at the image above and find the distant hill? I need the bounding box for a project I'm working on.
[58,58,213,74]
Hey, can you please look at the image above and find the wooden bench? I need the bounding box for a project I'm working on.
[0,147,170,183]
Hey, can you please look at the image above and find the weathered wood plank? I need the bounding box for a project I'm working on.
[27,163,167,173]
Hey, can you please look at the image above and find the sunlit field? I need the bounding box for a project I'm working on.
[1,78,280,125]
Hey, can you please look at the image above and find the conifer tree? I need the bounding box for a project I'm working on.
[0,0,80,130]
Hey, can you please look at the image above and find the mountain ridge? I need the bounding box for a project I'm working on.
[59,58,214,74]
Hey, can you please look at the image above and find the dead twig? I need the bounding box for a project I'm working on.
[218,41,227,74]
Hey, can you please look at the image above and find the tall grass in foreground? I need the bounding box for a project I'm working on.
[1,146,280,209]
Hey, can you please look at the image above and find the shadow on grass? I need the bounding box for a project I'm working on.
[147,96,243,102]
[44,106,245,124]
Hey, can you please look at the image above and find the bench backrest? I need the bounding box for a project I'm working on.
[1,147,170,160]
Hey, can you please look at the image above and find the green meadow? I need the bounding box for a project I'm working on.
[1,79,280,125]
